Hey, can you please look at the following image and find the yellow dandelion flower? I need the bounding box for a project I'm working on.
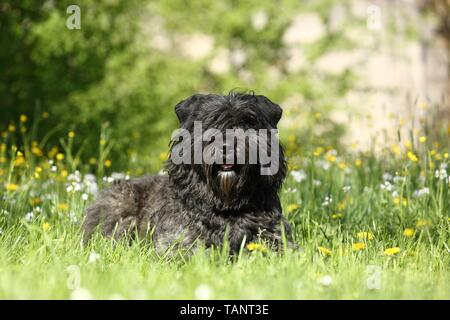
[357,231,374,240]
[288,134,296,142]
[32,146,43,157]
[246,242,268,253]
[393,197,407,206]
[287,204,300,212]
[20,114,28,123]
[444,153,449,159]
[354,159,362,167]
[416,219,430,228]
[318,246,332,256]
[326,154,336,163]
[14,156,25,167]
[42,222,51,232]
[313,147,324,157]
[337,201,346,211]
[68,131,76,138]
[48,147,58,159]
[8,124,16,132]
[42,112,49,119]
[403,228,415,237]
[6,183,19,191]
[384,247,401,256]
[314,112,322,120]
[60,170,68,179]
[89,157,97,165]
[352,243,366,251]
[30,197,42,206]
[100,139,107,146]
[56,153,64,161]
[391,144,401,156]
[338,162,346,170]
[331,213,344,219]
[403,140,412,149]
[419,136,427,143]
[104,159,112,168]
[407,151,418,162]
[159,152,168,161]
[57,203,69,211]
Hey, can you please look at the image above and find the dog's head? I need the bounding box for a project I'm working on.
[167,92,286,211]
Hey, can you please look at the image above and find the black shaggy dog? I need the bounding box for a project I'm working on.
[83,93,293,253]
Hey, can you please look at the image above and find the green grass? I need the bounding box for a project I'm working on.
[0,123,449,299]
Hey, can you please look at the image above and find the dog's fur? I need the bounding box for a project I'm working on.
[83,93,292,253]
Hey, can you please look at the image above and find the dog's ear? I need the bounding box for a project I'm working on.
[255,95,283,127]
[174,94,205,126]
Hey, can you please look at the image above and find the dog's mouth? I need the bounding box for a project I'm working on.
[219,164,235,172]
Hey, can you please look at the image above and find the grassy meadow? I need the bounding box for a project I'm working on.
[0,111,448,300]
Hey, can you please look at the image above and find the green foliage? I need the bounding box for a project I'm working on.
[1,0,358,172]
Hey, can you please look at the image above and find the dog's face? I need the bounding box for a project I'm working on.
[167,93,286,211]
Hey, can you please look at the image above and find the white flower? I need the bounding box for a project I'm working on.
[343,185,351,193]
[413,187,430,198]
[284,187,298,193]
[111,173,126,181]
[251,10,268,31]
[25,212,34,221]
[68,171,81,183]
[322,195,333,206]
[313,179,322,187]
[435,169,448,180]
[69,212,78,223]
[70,287,92,300]
[51,166,57,172]
[319,275,333,287]
[81,193,89,201]
[194,284,213,299]
[66,185,74,193]
[291,170,307,183]
[380,181,393,191]
[88,252,101,264]
[393,176,406,183]
[382,173,393,181]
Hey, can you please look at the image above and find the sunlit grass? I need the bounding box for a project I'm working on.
[0,112,449,299]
